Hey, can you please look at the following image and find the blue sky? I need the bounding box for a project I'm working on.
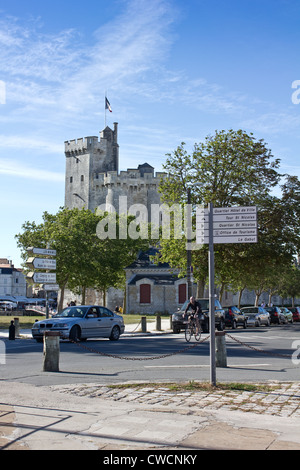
[0,0,299,267]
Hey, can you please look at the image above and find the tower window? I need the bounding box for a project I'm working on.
[81,175,84,182]
[70,176,73,183]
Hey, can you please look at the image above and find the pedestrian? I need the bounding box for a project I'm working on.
[9,320,15,340]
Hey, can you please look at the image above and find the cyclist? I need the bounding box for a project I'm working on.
[183,296,202,331]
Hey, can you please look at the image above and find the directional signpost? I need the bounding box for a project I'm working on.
[196,206,257,245]
[196,205,258,386]
[27,258,57,270]
[27,247,57,257]
[27,272,57,284]
[26,247,57,319]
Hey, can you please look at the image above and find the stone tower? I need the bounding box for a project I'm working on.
[64,123,119,210]
[64,123,167,214]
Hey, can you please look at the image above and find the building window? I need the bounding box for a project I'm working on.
[81,175,84,182]
[70,176,73,183]
[178,284,187,304]
[140,284,151,304]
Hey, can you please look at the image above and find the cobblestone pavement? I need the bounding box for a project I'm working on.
[52,381,300,418]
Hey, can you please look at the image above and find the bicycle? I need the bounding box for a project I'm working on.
[185,314,201,342]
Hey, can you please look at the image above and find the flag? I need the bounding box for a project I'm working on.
[105,97,112,113]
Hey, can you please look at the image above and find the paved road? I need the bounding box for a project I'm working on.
[1,322,299,386]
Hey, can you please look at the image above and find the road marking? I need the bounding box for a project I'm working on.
[144,363,271,369]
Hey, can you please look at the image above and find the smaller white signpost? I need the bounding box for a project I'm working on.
[27,257,57,270]
[43,284,59,292]
[195,205,258,386]
[27,272,57,284]
[27,247,57,257]
[26,247,57,319]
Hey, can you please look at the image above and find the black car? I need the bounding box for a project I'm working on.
[224,306,247,329]
[265,306,286,324]
[172,298,225,333]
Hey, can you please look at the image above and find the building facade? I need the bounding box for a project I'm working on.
[0,259,26,298]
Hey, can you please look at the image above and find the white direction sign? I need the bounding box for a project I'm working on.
[27,247,57,257]
[27,257,56,270]
[197,206,257,215]
[43,284,59,291]
[27,272,57,284]
[196,206,257,244]
[197,235,257,244]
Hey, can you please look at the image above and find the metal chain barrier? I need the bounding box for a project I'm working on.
[69,330,293,361]
[126,320,142,333]
[70,334,210,361]
[226,333,292,358]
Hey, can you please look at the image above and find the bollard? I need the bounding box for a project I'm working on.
[141,316,147,333]
[156,315,161,331]
[43,331,60,372]
[169,314,173,330]
[14,317,20,337]
[8,320,15,340]
[215,331,227,367]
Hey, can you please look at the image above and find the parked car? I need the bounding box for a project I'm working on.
[0,301,17,311]
[289,307,300,322]
[224,306,247,329]
[172,298,225,333]
[32,305,125,342]
[265,306,287,324]
[280,307,293,323]
[240,306,270,327]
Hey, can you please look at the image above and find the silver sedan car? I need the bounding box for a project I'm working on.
[32,305,125,342]
[240,306,270,327]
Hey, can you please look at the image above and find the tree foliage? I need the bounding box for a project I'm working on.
[16,207,149,310]
[156,129,300,304]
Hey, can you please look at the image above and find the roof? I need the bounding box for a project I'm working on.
[126,248,171,270]
[128,273,180,286]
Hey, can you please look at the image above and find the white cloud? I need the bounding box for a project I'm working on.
[0,158,64,182]
[0,135,62,153]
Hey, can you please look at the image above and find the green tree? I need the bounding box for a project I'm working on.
[157,130,299,301]
[16,207,148,310]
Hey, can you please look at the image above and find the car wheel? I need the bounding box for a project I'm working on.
[172,326,181,334]
[109,325,120,341]
[69,325,81,342]
[217,318,225,331]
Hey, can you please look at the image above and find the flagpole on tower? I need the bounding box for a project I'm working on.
[104,92,107,129]
[105,93,112,130]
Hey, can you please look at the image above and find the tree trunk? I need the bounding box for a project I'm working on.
[81,286,86,305]
[238,287,245,308]
[57,278,68,312]
[196,278,205,298]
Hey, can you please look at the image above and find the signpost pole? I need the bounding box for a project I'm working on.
[208,202,216,386]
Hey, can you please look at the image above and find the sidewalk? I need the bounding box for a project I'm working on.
[1,379,300,450]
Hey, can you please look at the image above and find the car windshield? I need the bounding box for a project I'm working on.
[181,299,220,311]
[53,306,89,318]
[182,299,209,311]
[242,307,258,313]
